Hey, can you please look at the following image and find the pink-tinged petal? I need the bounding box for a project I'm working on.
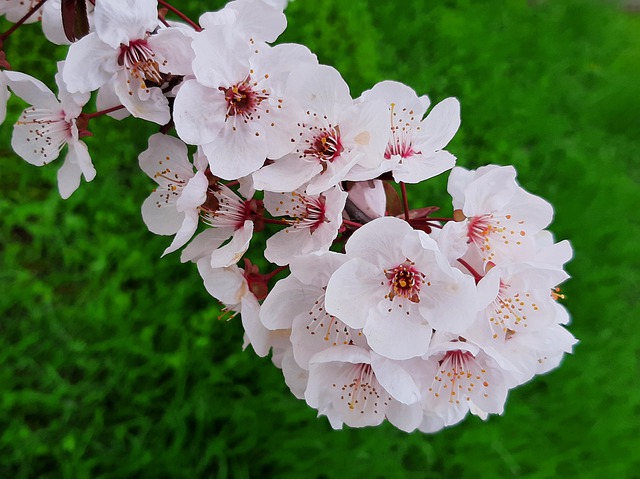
[535,238,573,269]
[222,0,287,43]
[97,82,130,120]
[416,97,461,153]
[363,311,432,360]
[461,165,518,216]
[505,187,554,232]
[436,221,470,263]
[252,154,320,192]
[392,150,456,184]
[250,43,317,91]
[360,80,427,118]
[286,64,352,118]
[196,260,247,306]
[476,267,502,310]
[265,228,316,266]
[289,251,349,286]
[113,71,170,125]
[139,133,192,181]
[346,180,386,220]
[148,28,195,76]
[176,170,207,212]
[280,348,308,400]
[241,294,271,357]
[94,0,158,49]
[11,109,68,166]
[67,138,95,181]
[209,220,254,267]
[55,63,89,118]
[344,216,414,267]
[180,227,234,263]
[42,0,71,45]
[191,27,251,88]
[447,166,476,210]
[325,258,382,329]
[371,354,421,405]
[162,210,199,256]
[260,276,317,330]
[141,190,185,235]
[56,155,82,199]
[63,33,119,93]
[261,97,303,159]
[0,75,8,125]
[339,100,389,167]
[173,80,227,145]
[386,401,423,433]
[203,123,268,180]
[3,71,58,109]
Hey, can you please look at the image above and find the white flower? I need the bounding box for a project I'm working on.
[63,0,194,124]
[325,216,478,360]
[138,133,208,256]
[263,185,347,265]
[442,165,554,267]
[421,334,510,425]
[180,183,255,268]
[174,33,311,180]
[5,62,94,199]
[252,63,388,195]
[304,345,423,431]
[354,80,459,183]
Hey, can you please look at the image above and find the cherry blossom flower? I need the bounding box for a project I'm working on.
[325,216,478,360]
[442,165,554,267]
[353,80,460,183]
[180,182,255,268]
[138,133,209,256]
[262,185,347,265]
[174,31,313,180]
[252,63,388,195]
[5,62,94,198]
[421,334,511,425]
[63,0,194,124]
[304,345,423,431]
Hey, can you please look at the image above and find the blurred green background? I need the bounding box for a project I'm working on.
[1,0,639,477]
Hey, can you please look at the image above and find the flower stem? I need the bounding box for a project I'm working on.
[457,258,484,284]
[83,104,126,120]
[262,218,291,226]
[342,219,363,229]
[0,0,49,41]
[157,0,202,32]
[400,182,410,222]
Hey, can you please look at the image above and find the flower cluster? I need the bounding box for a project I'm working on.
[1,0,576,432]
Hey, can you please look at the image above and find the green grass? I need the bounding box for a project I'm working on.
[1,0,639,477]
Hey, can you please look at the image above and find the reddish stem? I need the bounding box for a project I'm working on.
[400,182,410,222]
[157,0,203,32]
[342,219,363,229]
[457,258,484,284]
[83,104,126,120]
[265,265,288,281]
[0,0,49,41]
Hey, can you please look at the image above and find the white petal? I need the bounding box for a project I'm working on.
[208,220,254,267]
[148,28,195,76]
[364,311,433,360]
[113,70,170,125]
[4,71,58,109]
[141,190,185,235]
[416,97,461,153]
[63,33,119,93]
[392,150,456,184]
[180,227,234,263]
[138,133,192,181]
[173,80,227,145]
[94,0,158,48]
[324,258,382,329]
[260,276,316,330]
[203,123,268,180]
[252,154,320,193]
[56,154,82,199]
[371,354,421,404]
[162,210,200,256]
